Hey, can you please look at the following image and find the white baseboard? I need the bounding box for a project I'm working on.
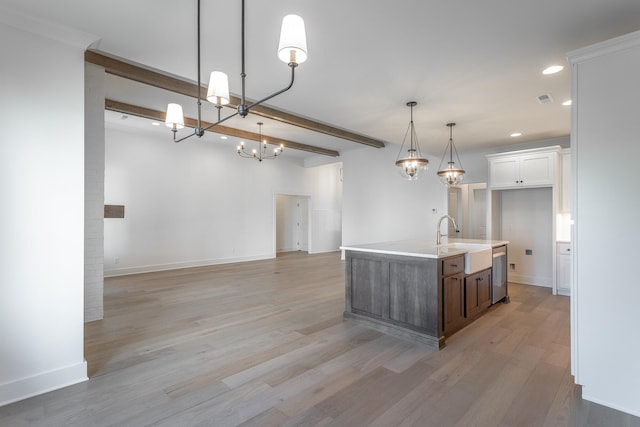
[508,273,552,288]
[104,253,276,277]
[0,361,87,407]
[582,389,640,418]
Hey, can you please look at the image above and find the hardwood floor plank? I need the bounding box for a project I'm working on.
[1,252,639,427]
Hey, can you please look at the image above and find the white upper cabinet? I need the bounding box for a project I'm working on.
[487,147,560,189]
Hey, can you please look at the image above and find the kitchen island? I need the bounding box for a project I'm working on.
[341,238,508,349]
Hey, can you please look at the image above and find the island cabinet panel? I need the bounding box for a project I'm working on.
[344,250,442,349]
[465,268,492,319]
[350,257,389,318]
[389,262,430,329]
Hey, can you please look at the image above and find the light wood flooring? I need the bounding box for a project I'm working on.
[1,251,639,426]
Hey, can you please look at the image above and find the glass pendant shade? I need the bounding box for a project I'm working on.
[165,103,185,129]
[278,15,308,65]
[396,151,429,181]
[395,101,429,181]
[437,123,465,187]
[206,71,230,106]
[437,163,465,186]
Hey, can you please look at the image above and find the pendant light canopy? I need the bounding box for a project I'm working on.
[395,101,429,181]
[437,122,465,187]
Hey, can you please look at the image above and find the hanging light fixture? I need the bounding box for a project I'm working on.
[237,122,283,162]
[437,123,465,187]
[395,101,429,180]
[165,0,308,142]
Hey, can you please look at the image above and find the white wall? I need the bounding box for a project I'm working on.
[341,146,447,245]
[568,31,640,416]
[0,11,94,405]
[104,125,342,276]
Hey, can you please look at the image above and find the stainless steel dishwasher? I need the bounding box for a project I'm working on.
[492,245,509,303]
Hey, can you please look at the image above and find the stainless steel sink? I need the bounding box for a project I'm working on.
[439,243,492,274]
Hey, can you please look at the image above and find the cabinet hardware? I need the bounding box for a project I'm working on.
[451,264,458,267]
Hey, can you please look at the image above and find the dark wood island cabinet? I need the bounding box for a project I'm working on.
[342,239,508,350]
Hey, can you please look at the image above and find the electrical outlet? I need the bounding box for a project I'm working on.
[114,257,120,264]
[525,249,533,255]
[509,263,516,271]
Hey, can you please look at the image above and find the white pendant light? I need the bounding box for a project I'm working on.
[206,71,230,106]
[437,123,465,187]
[278,15,308,65]
[395,101,429,181]
[165,103,185,131]
[166,0,308,143]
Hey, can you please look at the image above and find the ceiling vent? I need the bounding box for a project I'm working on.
[537,93,554,104]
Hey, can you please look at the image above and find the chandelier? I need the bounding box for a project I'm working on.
[237,122,283,162]
[395,101,429,180]
[165,0,308,142]
[437,123,465,187]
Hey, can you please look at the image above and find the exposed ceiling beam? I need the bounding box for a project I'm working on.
[105,99,341,157]
[86,49,386,149]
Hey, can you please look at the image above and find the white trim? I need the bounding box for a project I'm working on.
[0,5,98,49]
[508,274,552,288]
[0,361,88,407]
[104,253,276,277]
[582,391,640,418]
[485,145,562,160]
[568,29,640,65]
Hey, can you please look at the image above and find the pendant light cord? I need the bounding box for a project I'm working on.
[196,0,203,135]
[449,123,453,163]
[240,0,247,116]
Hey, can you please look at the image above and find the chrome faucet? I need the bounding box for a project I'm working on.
[437,215,459,245]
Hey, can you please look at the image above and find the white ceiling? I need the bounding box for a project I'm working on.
[5,0,640,162]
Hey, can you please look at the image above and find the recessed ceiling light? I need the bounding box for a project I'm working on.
[542,65,564,75]
[220,136,228,140]
[151,122,160,126]
[510,132,522,137]
[562,100,572,106]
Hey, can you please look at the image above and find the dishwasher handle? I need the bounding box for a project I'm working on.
[493,251,506,258]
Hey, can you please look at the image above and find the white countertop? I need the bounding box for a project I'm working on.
[340,238,509,259]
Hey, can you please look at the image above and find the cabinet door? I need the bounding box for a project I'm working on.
[520,153,554,186]
[490,157,519,188]
[556,243,571,295]
[465,272,479,317]
[443,273,464,333]
[561,151,571,212]
[477,269,492,310]
[465,269,492,318]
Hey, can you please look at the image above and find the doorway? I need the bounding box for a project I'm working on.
[276,194,310,253]
[447,183,487,239]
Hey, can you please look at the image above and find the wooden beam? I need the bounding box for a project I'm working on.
[87,49,385,149]
[105,99,340,157]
